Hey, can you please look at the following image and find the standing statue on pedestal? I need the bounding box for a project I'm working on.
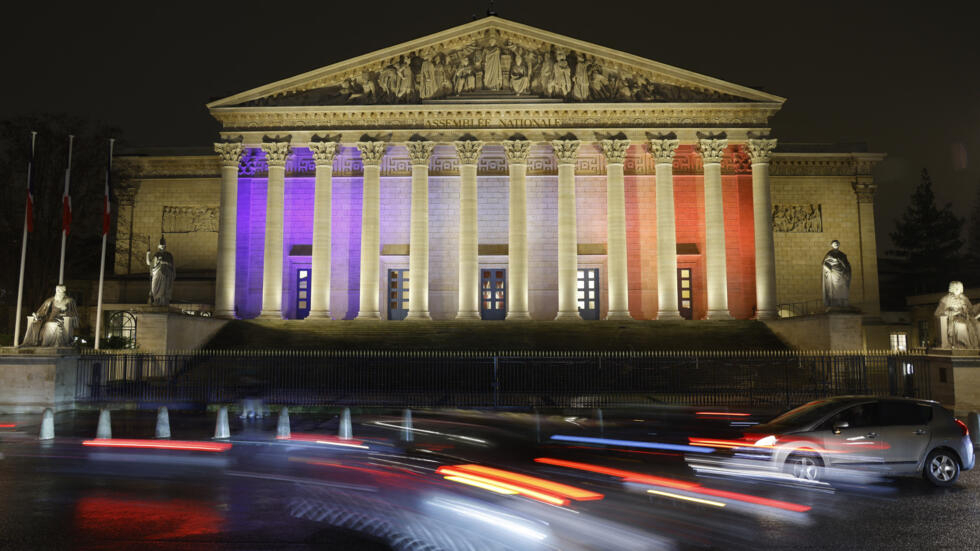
[822,239,852,308]
[21,285,78,347]
[934,281,980,348]
[146,236,175,306]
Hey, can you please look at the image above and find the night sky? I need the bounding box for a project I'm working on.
[4,1,979,249]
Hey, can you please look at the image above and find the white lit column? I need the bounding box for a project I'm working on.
[504,139,531,320]
[747,137,778,320]
[406,140,435,320]
[258,139,291,319]
[355,140,387,320]
[455,139,483,320]
[601,138,632,320]
[213,141,242,319]
[650,136,682,320]
[696,135,731,319]
[553,138,581,321]
[308,140,339,319]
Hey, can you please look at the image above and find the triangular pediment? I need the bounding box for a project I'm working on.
[207,17,784,109]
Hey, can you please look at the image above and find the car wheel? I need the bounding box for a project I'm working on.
[924,449,960,486]
[787,453,822,482]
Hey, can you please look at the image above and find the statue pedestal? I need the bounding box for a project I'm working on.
[97,304,228,353]
[0,347,78,414]
[925,348,980,413]
[763,311,864,350]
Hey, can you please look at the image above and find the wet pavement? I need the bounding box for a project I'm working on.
[1,408,977,550]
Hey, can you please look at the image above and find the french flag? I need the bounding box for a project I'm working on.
[25,133,37,232]
[102,139,114,235]
[63,135,73,235]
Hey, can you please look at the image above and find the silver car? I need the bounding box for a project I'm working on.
[745,396,975,486]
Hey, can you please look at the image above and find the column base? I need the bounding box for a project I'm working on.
[214,309,236,320]
[554,311,583,321]
[257,310,283,320]
[506,311,531,320]
[455,311,481,321]
[605,311,633,321]
[706,309,733,320]
[306,309,332,320]
[406,311,431,321]
[355,311,381,321]
[657,310,684,321]
[755,309,778,321]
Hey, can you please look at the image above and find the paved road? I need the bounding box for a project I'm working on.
[1,408,977,550]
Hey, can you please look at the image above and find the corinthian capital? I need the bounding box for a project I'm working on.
[309,141,340,166]
[648,137,680,164]
[551,139,581,165]
[746,138,778,164]
[261,138,292,167]
[600,139,630,164]
[214,142,243,167]
[695,135,728,164]
[454,140,484,165]
[503,139,531,164]
[406,140,435,165]
[356,141,387,166]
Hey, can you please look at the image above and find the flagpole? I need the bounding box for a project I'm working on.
[58,134,74,285]
[94,138,114,351]
[13,131,37,348]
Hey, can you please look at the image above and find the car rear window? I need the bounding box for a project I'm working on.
[879,401,933,425]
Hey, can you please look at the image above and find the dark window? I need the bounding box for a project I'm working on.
[879,401,932,425]
[820,403,880,430]
[939,368,948,383]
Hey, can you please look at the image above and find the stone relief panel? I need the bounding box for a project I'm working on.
[772,204,823,233]
[162,206,219,233]
[240,29,741,107]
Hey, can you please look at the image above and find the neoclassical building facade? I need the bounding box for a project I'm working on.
[111,17,885,323]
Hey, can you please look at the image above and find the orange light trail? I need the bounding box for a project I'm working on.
[535,457,810,513]
[436,464,604,506]
[82,439,231,452]
[0,424,16,428]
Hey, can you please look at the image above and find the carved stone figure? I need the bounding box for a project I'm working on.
[822,240,851,308]
[935,281,980,348]
[572,53,590,101]
[378,63,399,97]
[21,285,78,347]
[482,38,502,90]
[510,53,529,95]
[453,56,476,94]
[418,56,438,99]
[396,57,414,100]
[552,51,572,96]
[147,236,176,306]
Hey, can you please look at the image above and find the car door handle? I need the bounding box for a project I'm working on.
[865,432,877,439]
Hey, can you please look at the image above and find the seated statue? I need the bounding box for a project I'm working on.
[934,281,980,349]
[21,285,78,347]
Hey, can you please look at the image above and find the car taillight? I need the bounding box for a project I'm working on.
[954,418,969,437]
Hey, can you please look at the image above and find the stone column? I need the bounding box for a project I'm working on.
[853,177,881,316]
[553,138,581,321]
[258,139,291,319]
[504,139,531,320]
[747,138,778,320]
[455,139,483,320]
[308,141,339,319]
[355,140,387,320]
[650,136,682,320]
[406,140,435,320]
[601,138,632,320]
[696,135,731,319]
[214,142,242,319]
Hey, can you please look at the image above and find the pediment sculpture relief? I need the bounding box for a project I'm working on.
[242,30,740,107]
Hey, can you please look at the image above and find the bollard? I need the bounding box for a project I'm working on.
[155,407,171,439]
[96,408,112,440]
[39,408,55,440]
[277,407,291,439]
[969,412,980,446]
[597,408,604,438]
[214,406,230,439]
[401,409,413,443]
[339,408,352,440]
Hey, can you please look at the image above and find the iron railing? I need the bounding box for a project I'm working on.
[73,350,932,410]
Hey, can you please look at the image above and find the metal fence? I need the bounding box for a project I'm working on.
[74,350,933,410]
